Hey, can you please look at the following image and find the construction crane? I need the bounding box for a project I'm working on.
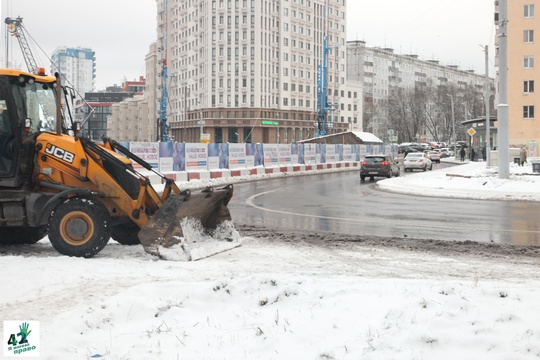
[4,16,96,135]
[4,17,40,74]
[316,0,337,137]
[158,0,171,142]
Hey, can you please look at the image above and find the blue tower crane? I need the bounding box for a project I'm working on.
[159,0,171,142]
[316,0,336,137]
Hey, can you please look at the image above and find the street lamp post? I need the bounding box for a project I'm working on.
[483,44,491,166]
[448,94,456,145]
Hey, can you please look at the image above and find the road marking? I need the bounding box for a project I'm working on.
[245,191,540,235]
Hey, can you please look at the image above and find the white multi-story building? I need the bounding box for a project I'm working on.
[152,0,360,143]
[347,40,494,143]
[51,47,95,96]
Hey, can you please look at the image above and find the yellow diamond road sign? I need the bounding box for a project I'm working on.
[467,128,476,136]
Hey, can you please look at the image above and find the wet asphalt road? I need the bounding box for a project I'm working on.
[228,164,540,246]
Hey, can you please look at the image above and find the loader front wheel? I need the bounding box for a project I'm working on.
[48,198,112,258]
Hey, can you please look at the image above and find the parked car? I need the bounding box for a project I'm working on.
[398,142,417,154]
[360,154,400,181]
[426,150,441,163]
[403,152,433,172]
[440,147,454,157]
[403,144,424,156]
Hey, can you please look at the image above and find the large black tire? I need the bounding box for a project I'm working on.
[112,222,141,245]
[48,198,112,258]
[0,226,47,245]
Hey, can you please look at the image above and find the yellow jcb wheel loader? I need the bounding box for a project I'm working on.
[0,68,238,260]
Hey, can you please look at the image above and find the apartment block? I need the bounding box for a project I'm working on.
[495,1,540,148]
[347,40,493,144]
[151,0,359,144]
[51,47,96,96]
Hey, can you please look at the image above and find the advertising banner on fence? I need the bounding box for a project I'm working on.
[185,143,208,171]
[173,142,186,171]
[291,144,299,164]
[277,144,292,165]
[159,142,174,172]
[304,144,316,164]
[316,143,326,163]
[228,143,247,169]
[326,144,337,163]
[129,142,159,169]
[208,143,229,169]
[343,145,353,161]
[254,143,264,166]
[263,144,278,165]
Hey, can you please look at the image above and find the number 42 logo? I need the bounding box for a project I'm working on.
[3,321,40,356]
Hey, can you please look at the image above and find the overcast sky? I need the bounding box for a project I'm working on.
[1,0,495,90]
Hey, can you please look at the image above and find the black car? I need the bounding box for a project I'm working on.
[360,154,400,181]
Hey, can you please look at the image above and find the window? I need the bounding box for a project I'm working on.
[524,105,535,118]
[524,55,535,68]
[215,128,223,143]
[243,128,252,143]
[524,80,535,93]
[525,4,535,18]
[524,30,534,42]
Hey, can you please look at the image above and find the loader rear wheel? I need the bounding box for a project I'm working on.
[112,222,141,245]
[48,198,112,258]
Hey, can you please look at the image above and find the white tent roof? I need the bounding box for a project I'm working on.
[350,131,383,144]
[299,131,383,144]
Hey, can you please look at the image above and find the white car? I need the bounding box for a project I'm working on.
[440,148,455,157]
[426,150,441,163]
[403,152,433,172]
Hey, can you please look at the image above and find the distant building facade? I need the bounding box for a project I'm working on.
[347,40,494,143]
[51,47,95,96]
[106,43,157,142]
[76,92,132,140]
[122,76,146,95]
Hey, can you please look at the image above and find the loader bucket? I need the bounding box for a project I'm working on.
[138,185,240,260]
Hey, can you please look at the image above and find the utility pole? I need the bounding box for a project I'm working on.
[498,0,509,179]
[483,45,491,166]
[448,94,455,146]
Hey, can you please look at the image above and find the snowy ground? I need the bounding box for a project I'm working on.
[1,159,540,359]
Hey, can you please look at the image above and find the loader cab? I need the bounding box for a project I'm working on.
[0,69,58,187]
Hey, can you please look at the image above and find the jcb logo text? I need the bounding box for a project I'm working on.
[45,144,75,164]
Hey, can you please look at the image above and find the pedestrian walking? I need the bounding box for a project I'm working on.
[459,146,466,162]
[520,146,527,166]
[470,147,476,162]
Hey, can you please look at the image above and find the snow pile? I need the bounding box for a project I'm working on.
[156,219,242,261]
[378,160,540,201]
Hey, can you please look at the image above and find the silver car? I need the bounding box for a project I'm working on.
[426,150,441,163]
[403,152,433,172]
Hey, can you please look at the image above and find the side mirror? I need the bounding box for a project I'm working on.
[23,118,31,133]
[73,121,81,136]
